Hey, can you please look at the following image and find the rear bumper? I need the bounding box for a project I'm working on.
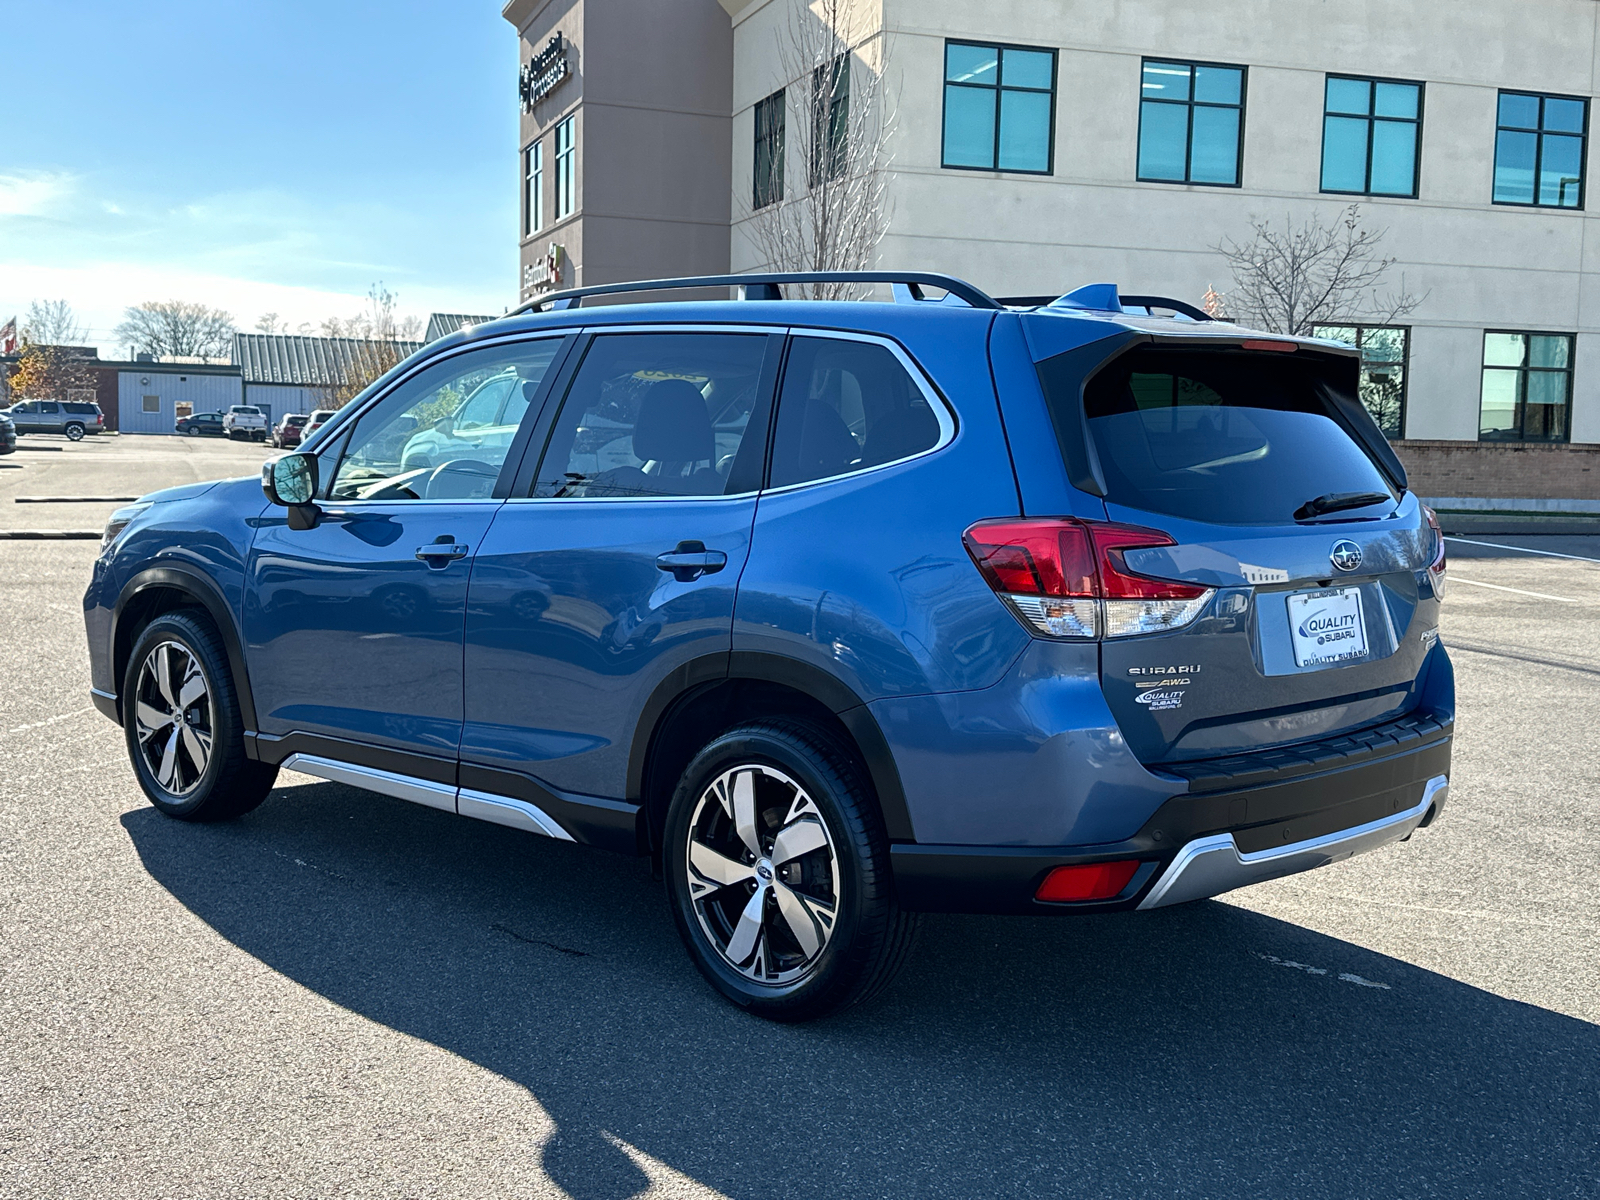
[892,727,1451,914]
[1137,774,1446,909]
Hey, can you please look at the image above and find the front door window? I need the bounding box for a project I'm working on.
[329,339,563,502]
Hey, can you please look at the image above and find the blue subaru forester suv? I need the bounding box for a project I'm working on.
[86,272,1452,1020]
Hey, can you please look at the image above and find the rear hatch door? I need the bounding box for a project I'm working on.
[1043,334,1440,764]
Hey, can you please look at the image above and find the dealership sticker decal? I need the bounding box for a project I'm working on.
[1135,689,1185,711]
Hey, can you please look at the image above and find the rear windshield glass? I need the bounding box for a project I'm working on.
[1072,347,1395,525]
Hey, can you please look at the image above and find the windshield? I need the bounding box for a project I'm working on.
[1070,347,1396,526]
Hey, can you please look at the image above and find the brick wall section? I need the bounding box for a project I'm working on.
[1391,440,1600,500]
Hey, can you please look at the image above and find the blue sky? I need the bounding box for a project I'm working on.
[0,0,518,353]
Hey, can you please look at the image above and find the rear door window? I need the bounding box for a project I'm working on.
[768,335,945,488]
[531,332,773,498]
[1074,347,1395,525]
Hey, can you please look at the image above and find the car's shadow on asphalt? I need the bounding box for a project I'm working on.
[123,781,1598,1200]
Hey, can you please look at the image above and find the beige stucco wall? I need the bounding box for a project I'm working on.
[725,0,1600,442]
[506,0,733,299]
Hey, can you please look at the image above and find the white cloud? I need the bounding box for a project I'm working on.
[0,170,74,217]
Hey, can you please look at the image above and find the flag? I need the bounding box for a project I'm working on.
[0,317,16,356]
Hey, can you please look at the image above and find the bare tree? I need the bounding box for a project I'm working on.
[255,312,286,333]
[739,0,893,298]
[311,284,424,409]
[115,300,236,359]
[21,299,86,346]
[1213,205,1424,335]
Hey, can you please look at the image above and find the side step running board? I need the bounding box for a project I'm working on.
[280,753,576,842]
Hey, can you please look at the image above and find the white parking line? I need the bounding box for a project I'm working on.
[7,708,94,735]
[1449,577,1580,602]
[1446,535,1600,564]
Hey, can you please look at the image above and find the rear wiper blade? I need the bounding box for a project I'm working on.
[1294,491,1393,522]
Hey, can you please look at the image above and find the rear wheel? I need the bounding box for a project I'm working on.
[123,611,277,821]
[64,423,85,441]
[664,720,918,1021]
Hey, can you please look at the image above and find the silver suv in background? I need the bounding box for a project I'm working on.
[3,398,105,440]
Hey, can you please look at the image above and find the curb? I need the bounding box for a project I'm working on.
[14,496,140,503]
[0,530,101,540]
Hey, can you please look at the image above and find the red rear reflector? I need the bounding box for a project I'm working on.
[1241,339,1298,352]
[1036,860,1141,903]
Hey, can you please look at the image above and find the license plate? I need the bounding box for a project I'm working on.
[1287,587,1368,668]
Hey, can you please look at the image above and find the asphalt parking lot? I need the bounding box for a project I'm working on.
[1,440,1596,1198]
[0,432,270,533]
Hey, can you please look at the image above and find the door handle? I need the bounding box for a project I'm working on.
[416,541,469,563]
[656,540,728,582]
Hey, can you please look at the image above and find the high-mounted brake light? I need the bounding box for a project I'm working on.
[1241,339,1298,353]
[963,518,1214,640]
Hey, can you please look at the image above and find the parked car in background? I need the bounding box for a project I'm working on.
[4,398,105,440]
[299,409,337,444]
[175,411,228,437]
[223,405,268,441]
[87,270,1452,1021]
[0,410,16,454]
[270,413,310,449]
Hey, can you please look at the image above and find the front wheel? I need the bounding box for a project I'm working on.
[123,611,277,821]
[664,720,918,1021]
[64,423,85,441]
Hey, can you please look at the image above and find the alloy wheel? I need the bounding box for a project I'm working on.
[684,764,840,985]
[133,640,214,796]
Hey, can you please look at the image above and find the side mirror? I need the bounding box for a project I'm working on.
[433,417,455,438]
[262,453,321,530]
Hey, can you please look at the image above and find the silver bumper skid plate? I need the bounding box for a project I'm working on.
[1137,774,1449,910]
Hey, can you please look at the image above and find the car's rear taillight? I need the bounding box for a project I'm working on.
[1421,503,1447,597]
[963,518,1214,641]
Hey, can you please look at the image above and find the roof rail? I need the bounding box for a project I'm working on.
[509,271,1003,315]
[1117,295,1214,322]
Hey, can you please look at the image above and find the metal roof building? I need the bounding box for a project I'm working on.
[232,332,424,421]
[424,313,499,343]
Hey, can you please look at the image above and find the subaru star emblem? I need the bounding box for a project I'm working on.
[1330,540,1364,572]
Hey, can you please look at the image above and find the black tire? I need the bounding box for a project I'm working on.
[664,719,919,1021]
[64,423,85,441]
[122,610,277,821]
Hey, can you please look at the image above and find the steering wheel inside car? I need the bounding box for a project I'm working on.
[424,457,501,499]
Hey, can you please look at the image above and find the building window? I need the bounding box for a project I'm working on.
[523,140,544,236]
[942,41,1057,174]
[1479,331,1574,443]
[754,89,786,208]
[1313,324,1410,438]
[1321,77,1422,197]
[810,54,849,185]
[142,394,160,413]
[1494,92,1587,209]
[555,115,576,220]
[1137,59,1245,186]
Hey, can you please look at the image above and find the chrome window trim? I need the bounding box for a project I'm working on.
[513,322,958,502]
